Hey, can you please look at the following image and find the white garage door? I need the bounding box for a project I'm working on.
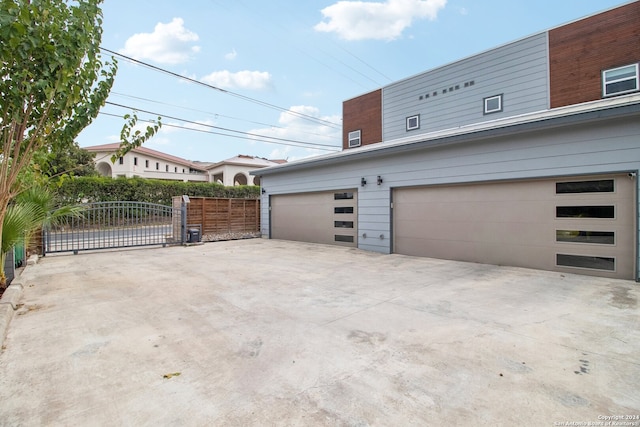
[270,190,357,247]
[393,174,635,279]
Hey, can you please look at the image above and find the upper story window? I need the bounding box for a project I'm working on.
[602,64,639,97]
[348,130,361,148]
[406,115,420,131]
[483,94,503,115]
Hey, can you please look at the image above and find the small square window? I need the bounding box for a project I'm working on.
[483,94,503,114]
[348,130,361,148]
[406,115,420,131]
[603,64,639,97]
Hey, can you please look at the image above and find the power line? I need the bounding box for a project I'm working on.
[101,104,340,152]
[99,47,341,130]
[109,91,338,141]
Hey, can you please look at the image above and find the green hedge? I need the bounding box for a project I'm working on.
[54,176,260,207]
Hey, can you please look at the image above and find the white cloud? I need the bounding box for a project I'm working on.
[225,49,238,60]
[120,18,200,64]
[314,0,447,41]
[200,70,272,90]
[249,105,341,161]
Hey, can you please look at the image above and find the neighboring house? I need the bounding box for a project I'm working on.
[84,143,284,185]
[206,155,286,186]
[253,1,640,280]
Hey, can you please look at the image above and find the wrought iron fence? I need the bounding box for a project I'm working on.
[43,201,182,254]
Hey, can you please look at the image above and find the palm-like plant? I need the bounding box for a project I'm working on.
[0,185,83,287]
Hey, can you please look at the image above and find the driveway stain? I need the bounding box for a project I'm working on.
[609,286,637,309]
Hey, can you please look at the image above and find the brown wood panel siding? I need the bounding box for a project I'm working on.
[183,197,260,234]
[342,89,382,149]
[549,2,640,108]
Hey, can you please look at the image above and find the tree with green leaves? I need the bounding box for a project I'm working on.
[0,0,159,285]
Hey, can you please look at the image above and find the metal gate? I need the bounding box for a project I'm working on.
[43,201,184,255]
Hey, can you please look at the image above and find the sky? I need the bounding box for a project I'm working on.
[76,0,632,164]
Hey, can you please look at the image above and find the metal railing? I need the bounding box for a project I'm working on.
[43,201,182,255]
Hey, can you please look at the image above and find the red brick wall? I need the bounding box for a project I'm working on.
[342,89,382,150]
[549,2,640,108]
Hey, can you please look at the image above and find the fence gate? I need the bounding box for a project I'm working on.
[43,201,184,255]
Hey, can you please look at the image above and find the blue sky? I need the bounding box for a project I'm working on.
[76,0,630,163]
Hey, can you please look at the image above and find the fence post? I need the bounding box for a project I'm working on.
[181,197,188,244]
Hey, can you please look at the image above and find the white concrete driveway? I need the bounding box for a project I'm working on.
[0,239,638,426]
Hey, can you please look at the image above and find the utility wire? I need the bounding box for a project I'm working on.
[110,91,338,140]
[102,103,340,151]
[100,47,341,130]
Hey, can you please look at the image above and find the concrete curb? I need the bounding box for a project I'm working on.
[0,255,39,346]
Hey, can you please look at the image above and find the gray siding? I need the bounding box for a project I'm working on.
[383,33,549,141]
[260,116,639,277]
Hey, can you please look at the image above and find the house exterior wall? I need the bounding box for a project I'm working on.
[381,33,549,142]
[208,164,263,186]
[261,115,640,274]
[342,89,382,149]
[549,1,640,108]
[93,151,207,182]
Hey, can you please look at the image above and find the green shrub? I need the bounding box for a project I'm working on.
[53,176,260,207]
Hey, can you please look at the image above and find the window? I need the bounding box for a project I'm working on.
[156,162,159,170]
[335,235,354,243]
[557,254,615,271]
[118,157,124,165]
[165,165,169,172]
[406,115,420,131]
[133,157,138,166]
[556,180,614,194]
[556,230,615,245]
[334,207,354,214]
[174,167,178,173]
[556,206,614,219]
[483,94,503,114]
[334,221,354,228]
[334,192,354,200]
[348,130,361,148]
[603,64,639,97]
[145,160,149,168]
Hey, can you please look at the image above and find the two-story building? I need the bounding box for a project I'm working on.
[85,143,284,185]
[253,1,640,280]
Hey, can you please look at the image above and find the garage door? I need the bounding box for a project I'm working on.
[393,174,635,279]
[270,190,357,247]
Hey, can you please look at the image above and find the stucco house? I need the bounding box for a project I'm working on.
[84,143,284,185]
[253,1,640,280]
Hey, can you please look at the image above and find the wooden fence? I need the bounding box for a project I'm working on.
[173,196,260,235]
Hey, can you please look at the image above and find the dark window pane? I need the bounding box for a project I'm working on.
[556,180,614,193]
[334,192,354,200]
[605,79,637,95]
[334,207,354,214]
[557,254,615,271]
[335,235,354,243]
[556,230,615,244]
[334,221,354,228]
[556,206,614,218]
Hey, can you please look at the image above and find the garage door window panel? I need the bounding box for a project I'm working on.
[556,230,615,244]
[557,254,615,271]
[335,206,354,214]
[556,206,614,218]
[556,180,614,194]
